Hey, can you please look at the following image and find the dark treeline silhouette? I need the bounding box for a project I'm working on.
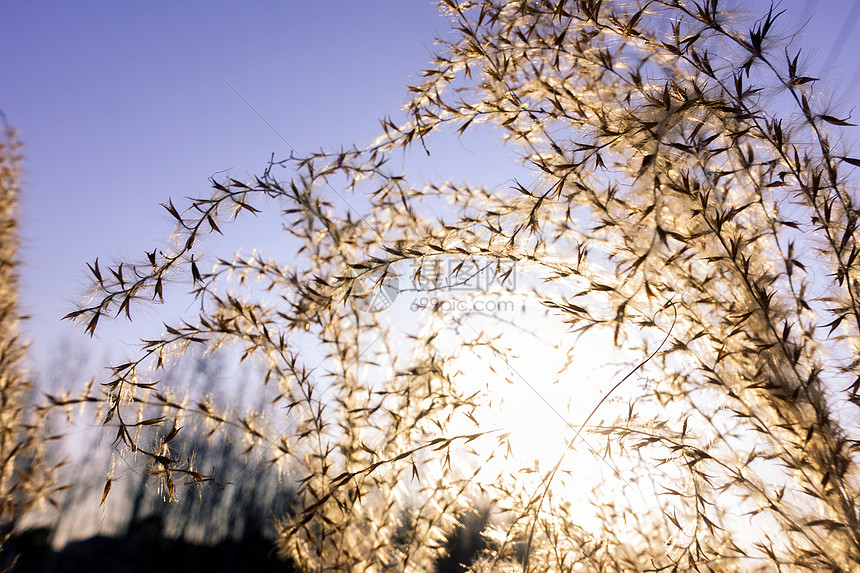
[2,519,296,573]
[3,513,490,573]
[3,506,489,573]
[3,350,491,573]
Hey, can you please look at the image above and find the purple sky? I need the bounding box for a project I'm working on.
[2,1,860,376]
[1,2,449,369]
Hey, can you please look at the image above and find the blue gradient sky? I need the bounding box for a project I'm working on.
[1,1,859,374]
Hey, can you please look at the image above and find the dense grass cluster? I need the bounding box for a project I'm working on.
[0,125,54,558]
[52,0,860,571]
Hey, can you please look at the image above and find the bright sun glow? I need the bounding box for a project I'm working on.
[433,295,644,527]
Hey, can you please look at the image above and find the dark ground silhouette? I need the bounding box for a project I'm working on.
[1,509,490,573]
